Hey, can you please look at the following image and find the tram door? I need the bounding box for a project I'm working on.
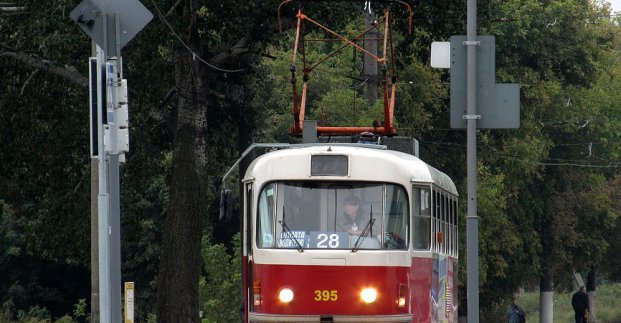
[244,182,253,320]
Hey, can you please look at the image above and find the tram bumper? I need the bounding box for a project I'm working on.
[249,313,412,322]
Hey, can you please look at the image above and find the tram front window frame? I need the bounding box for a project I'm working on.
[256,181,409,250]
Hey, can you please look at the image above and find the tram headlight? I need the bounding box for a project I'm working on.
[360,287,378,304]
[397,283,406,308]
[278,288,294,303]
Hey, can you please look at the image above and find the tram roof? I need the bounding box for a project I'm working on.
[244,143,458,195]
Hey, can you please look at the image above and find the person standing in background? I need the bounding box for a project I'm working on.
[572,286,589,323]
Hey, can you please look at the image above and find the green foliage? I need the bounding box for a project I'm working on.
[71,298,86,320]
[485,0,616,87]
[199,233,241,323]
[601,176,621,281]
[0,298,89,322]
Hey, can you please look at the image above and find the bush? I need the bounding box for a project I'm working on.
[199,233,242,323]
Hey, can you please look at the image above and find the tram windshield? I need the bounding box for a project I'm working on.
[256,181,409,250]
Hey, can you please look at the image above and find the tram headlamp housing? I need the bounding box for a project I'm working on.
[360,287,378,304]
[253,281,262,306]
[397,284,406,308]
[278,288,294,303]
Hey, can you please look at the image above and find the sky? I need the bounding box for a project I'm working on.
[608,0,621,14]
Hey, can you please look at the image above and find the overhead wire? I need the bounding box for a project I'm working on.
[417,139,621,168]
[149,0,245,73]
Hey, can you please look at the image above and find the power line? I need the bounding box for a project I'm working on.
[149,0,245,73]
[502,157,621,168]
[418,140,621,168]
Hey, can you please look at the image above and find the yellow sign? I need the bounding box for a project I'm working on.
[124,282,135,323]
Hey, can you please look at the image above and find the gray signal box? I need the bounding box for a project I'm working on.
[450,35,520,129]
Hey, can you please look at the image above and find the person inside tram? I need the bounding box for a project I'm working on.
[337,195,376,236]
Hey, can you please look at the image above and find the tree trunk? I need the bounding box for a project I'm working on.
[587,267,597,322]
[155,12,209,321]
[539,269,553,323]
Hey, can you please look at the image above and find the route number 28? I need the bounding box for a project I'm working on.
[316,233,340,248]
[314,290,338,301]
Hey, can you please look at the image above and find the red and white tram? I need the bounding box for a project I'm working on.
[237,143,458,323]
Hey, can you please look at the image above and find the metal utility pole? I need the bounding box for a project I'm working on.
[90,41,100,323]
[94,41,113,323]
[71,2,151,322]
[466,0,480,321]
[443,2,519,321]
[363,10,378,106]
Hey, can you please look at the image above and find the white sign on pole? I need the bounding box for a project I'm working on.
[430,41,451,69]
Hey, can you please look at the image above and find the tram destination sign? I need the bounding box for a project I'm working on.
[278,231,349,249]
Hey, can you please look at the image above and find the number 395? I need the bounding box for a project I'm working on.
[314,289,338,301]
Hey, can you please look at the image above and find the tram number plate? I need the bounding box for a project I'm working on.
[314,290,338,302]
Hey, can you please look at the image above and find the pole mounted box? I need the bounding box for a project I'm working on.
[449,35,520,129]
[103,62,130,155]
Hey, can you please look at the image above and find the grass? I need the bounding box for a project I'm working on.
[516,283,621,323]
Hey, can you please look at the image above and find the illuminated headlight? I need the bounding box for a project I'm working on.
[397,283,406,308]
[278,288,294,303]
[360,288,378,304]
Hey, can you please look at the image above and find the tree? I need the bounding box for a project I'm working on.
[152,0,284,320]
[477,0,621,316]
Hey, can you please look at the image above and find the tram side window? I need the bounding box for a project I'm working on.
[448,196,453,255]
[452,198,458,256]
[434,191,441,252]
[412,187,431,250]
[385,185,408,250]
[442,194,450,254]
[257,183,276,248]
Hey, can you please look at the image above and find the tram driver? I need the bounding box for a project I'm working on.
[337,195,377,237]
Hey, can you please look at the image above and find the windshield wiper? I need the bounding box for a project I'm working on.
[278,207,304,252]
[352,217,375,252]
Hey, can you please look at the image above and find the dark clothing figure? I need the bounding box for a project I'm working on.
[572,287,589,323]
[337,195,377,236]
[507,303,525,323]
[336,207,377,236]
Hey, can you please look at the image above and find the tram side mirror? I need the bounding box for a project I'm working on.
[219,189,233,221]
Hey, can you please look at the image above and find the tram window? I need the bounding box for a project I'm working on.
[448,196,452,255]
[453,198,458,256]
[257,183,276,248]
[255,181,409,250]
[246,184,253,255]
[443,194,448,255]
[385,185,408,249]
[434,192,439,253]
[438,192,446,253]
[412,187,431,250]
[440,194,445,254]
[447,195,452,256]
[283,184,320,231]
